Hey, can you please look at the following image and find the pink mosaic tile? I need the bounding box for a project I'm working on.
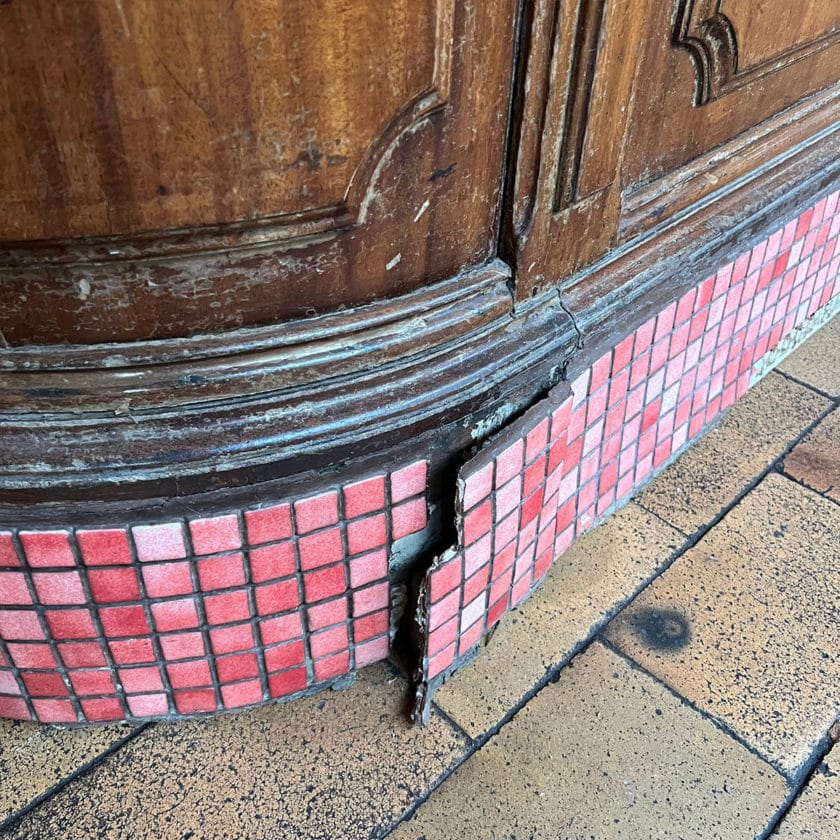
[0,461,428,723]
[412,191,840,723]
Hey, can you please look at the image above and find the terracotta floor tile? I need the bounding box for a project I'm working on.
[4,666,468,840]
[434,502,683,737]
[639,373,829,534]
[394,643,787,840]
[784,408,840,502]
[605,474,840,776]
[773,740,840,838]
[779,314,840,398]
[0,720,139,822]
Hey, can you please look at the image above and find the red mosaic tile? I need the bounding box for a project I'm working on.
[314,651,350,682]
[254,578,299,617]
[216,651,259,683]
[294,491,340,534]
[391,461,428,503]
[81,697,124,722]
[8,643,56,670]
[343,475,387,519]
[110,637,157,665]
[118,666,164,694]
[0,670,19,695]
[210,622,256,655]
[461,462,494,511]
[355,636,390,667]
[392,498,428,540]
[307,597,348,630]
[77,529,132,566]
[22,671,68,697]
[174,688,217,714]
[99,605,149,638]
[142,562,194,599]
[196,553,247,592]
[19,531,75,568]
[45,609,96,640]
[32,571,86,606]
[298,528,343,571]
[244,503,293,546]
[221,679,262,709]
[88,568,141,604]
[58,642,107,669]
[150,598,200,633]
[159,632,205,662]
[132,523,187,563]
[204,589,250,625]
[347,514,387,555]
[495,440,524,487]
[0,698,29,722]
[32,699,76,723]
[268,666,308,698]
[248,542,295,584]
[0,572,32,605]
[349,549,388,589]
[69,669,115,697]
[189,514,241,556]
[310,624,349,659]
[167,659,213,689]
[353,582,389,618]
[303,563,346,604]
[265,639,306,673]
[127,693,169,717]
[0,533,20,568]
[257,612,302,646]
[354,609,389,643]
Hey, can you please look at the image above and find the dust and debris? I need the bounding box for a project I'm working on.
[413,199,431,223]
[385,254,402,271]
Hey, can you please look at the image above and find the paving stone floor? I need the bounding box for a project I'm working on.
[1,315,838,839]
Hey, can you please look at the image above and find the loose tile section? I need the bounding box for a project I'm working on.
[4,666,468,840]
[395,643,787,840]
[784,408,840,502]
[414,190,839,710]
[605,474,840,776]
[773,740,840,838]
[639,373,829,534]
[0,719,139,821]
[779,313,840,397]
[434,502,683,737]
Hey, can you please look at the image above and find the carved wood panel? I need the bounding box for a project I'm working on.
[508,0,840,302]
[620,0,840,239]
[674,0,840,104]
[505,0,646,300]
[0,0,516,344]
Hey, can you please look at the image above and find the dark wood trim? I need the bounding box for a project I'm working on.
[1,135,837,527]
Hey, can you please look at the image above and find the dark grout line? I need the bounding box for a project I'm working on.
[757,718,839,840]
[596,636,792,782]
[0,722,151,834]
[776,466,840,509]
[773,368,839,404]
[429,701,475,748]
[383,385,839,837]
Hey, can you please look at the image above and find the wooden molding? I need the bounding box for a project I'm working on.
[674,0,840,105]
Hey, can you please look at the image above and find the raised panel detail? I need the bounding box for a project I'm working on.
[0,0,454,243]
[674,0,840,105]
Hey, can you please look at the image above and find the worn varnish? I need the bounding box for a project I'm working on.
[0,0,838,512]
[0,0,517,343]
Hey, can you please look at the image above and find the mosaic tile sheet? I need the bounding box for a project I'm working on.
[413,189,840,721]
[0,462,428,723]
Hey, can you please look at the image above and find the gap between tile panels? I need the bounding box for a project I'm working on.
[756,717,840,840]
[774,368,839,404]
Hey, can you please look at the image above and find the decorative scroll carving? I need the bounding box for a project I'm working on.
[674,0,840,106]
[553,0,608,211]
